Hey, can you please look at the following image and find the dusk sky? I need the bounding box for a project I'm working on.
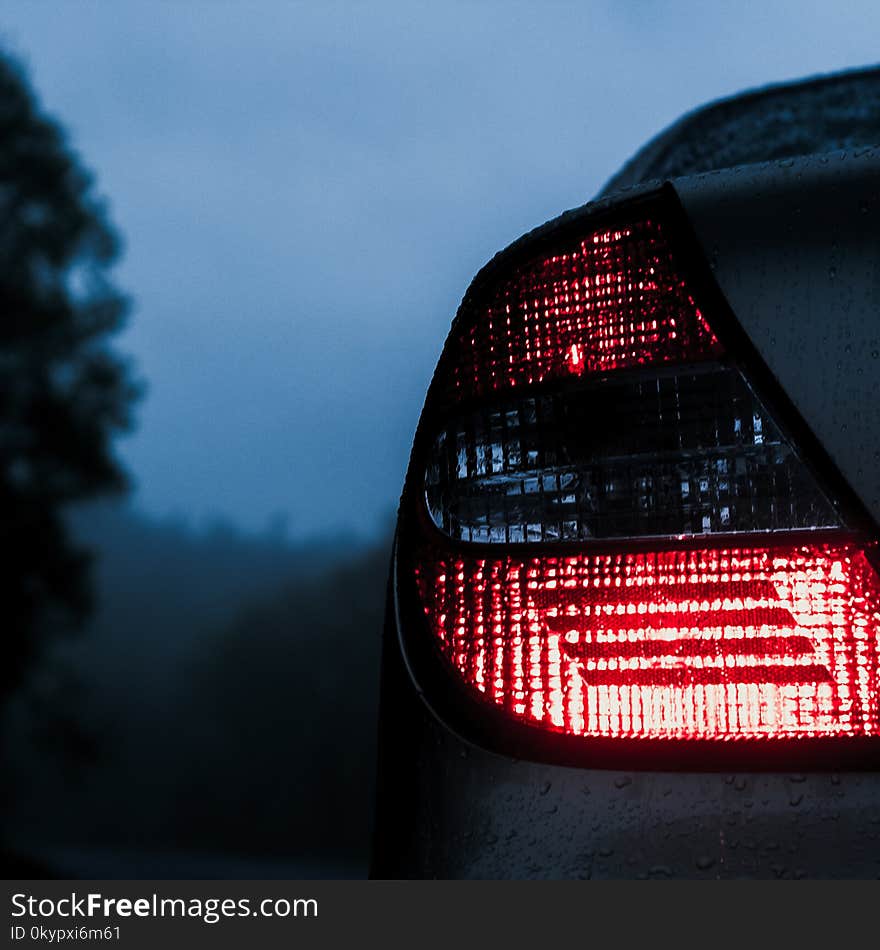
[2,2,877,539]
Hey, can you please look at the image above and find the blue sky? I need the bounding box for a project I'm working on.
[2,1,878,538]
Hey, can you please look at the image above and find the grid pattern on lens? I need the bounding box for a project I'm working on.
[415,545,880,740]
[426,366,840,542]
[446,219,723,400]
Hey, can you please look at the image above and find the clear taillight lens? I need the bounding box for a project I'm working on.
[404,201,880,751]
[426,366,839,543]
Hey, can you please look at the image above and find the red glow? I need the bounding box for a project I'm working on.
[415,545,880,740]
[447,219,722,399]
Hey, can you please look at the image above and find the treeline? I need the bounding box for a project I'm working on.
[3,503,390,870]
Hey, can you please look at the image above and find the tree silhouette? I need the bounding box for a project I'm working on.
[0,53,136,704]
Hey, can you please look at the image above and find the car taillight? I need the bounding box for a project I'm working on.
[399,192,880,760]
[415,546,880,740]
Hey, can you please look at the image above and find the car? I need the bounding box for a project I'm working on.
[370,66,880,880]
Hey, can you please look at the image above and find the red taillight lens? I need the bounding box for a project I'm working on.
[445,219,722,400]
[402,196,880,757]
[415,544,880,740]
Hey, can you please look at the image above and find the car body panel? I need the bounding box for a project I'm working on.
[674,148,880,528]
[603,66,880,195]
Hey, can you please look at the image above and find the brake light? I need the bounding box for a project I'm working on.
[402,198,880,754]
[415,545,880,740]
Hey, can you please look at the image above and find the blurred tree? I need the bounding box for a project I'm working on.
[0,53,135,705]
